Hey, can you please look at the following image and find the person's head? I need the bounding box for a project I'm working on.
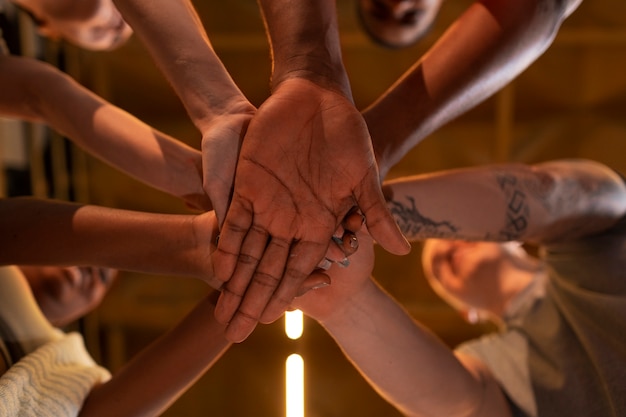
[12,0,133,51]
[21,265,118,327]
[356,0,443,49]
[421,239,542,326]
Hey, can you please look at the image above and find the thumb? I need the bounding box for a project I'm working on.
[296,272,331,297]
[202,173,230,227]
[356,181,410,256]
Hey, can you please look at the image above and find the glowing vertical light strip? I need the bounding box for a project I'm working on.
[285,309,304,416]
[285,309,303,340]
[286,353,304,417]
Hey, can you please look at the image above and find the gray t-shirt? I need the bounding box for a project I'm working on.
[458,214,626,417]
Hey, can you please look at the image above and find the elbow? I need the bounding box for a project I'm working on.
[530,0,582,40]
[527,160,626,242]
[544,0,584,35]
[561,0,584,20]
[485,0,582,49]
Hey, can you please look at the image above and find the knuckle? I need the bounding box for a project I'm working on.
[272,293,294,309]
[222,283,244,299]
[215,246,239,260]
[252,271,281,289]
[238,252,261,266]
[223,222,249,236]
[236,308,261,324]
[284,266,308,283]
[250,224,270,238]
[269,236,291,250]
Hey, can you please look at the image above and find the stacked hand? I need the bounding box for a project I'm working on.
[210,78,409,342]
[199,99,257,224]
[290,227,376,324]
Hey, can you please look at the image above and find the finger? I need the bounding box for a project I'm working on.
[316,257,333,271]
[201,144,234,227]
[324,235,349,265]
[211,198,254,285]
[356,177,410,255]
[342,207,366,233]
[323,233,356,266]
[206,190,230,228]
[214,223,270,325]
[322,208,362,262]
[295,271,330,297]
[363,203,411,255]
[259,239,327,324]
[223,235,291,342]
[339,231,359,258]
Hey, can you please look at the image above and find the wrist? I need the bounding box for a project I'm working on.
[271,58,352,99]
[319,278,380,330]
[188,83,255,132]
[259,0,351,98]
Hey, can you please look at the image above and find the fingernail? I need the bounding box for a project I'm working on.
[317,258,333,271]
[350,236,358,249]
[297,281,330,297]
[338,258,350,268]
[311,282,330,290]
[332,236,343,246]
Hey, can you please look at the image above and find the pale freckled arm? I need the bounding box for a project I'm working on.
[383,159,626,244]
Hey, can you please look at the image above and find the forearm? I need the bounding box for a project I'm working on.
[257,0,352,97]
[112,0,252,130]
[0,55,207,206]
[0,197,217,281]
[365,0,581,176]
[384,160,626,243]
[320,279,489,417]
[79,293,231,417]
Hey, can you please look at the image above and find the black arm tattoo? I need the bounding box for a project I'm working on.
[496,172,530,240]
[389,196,458,239]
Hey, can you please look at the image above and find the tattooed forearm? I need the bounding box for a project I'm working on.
[495,172,530,240]
[389,196,458,239]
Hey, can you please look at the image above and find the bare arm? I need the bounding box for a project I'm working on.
[292,232,512,417]
[364,0,583,177]
[111,0,257,222]
[323,281,511,417]
[111,0,252,131]
[0,54,210,210]
[212,0,410,343]
[257,0,352,95]
[383,159,626,244]
[294,159,625,417]
[0,197,221,287]
[79,292,231,417]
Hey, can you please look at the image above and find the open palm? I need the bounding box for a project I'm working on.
[212,78,409,342]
